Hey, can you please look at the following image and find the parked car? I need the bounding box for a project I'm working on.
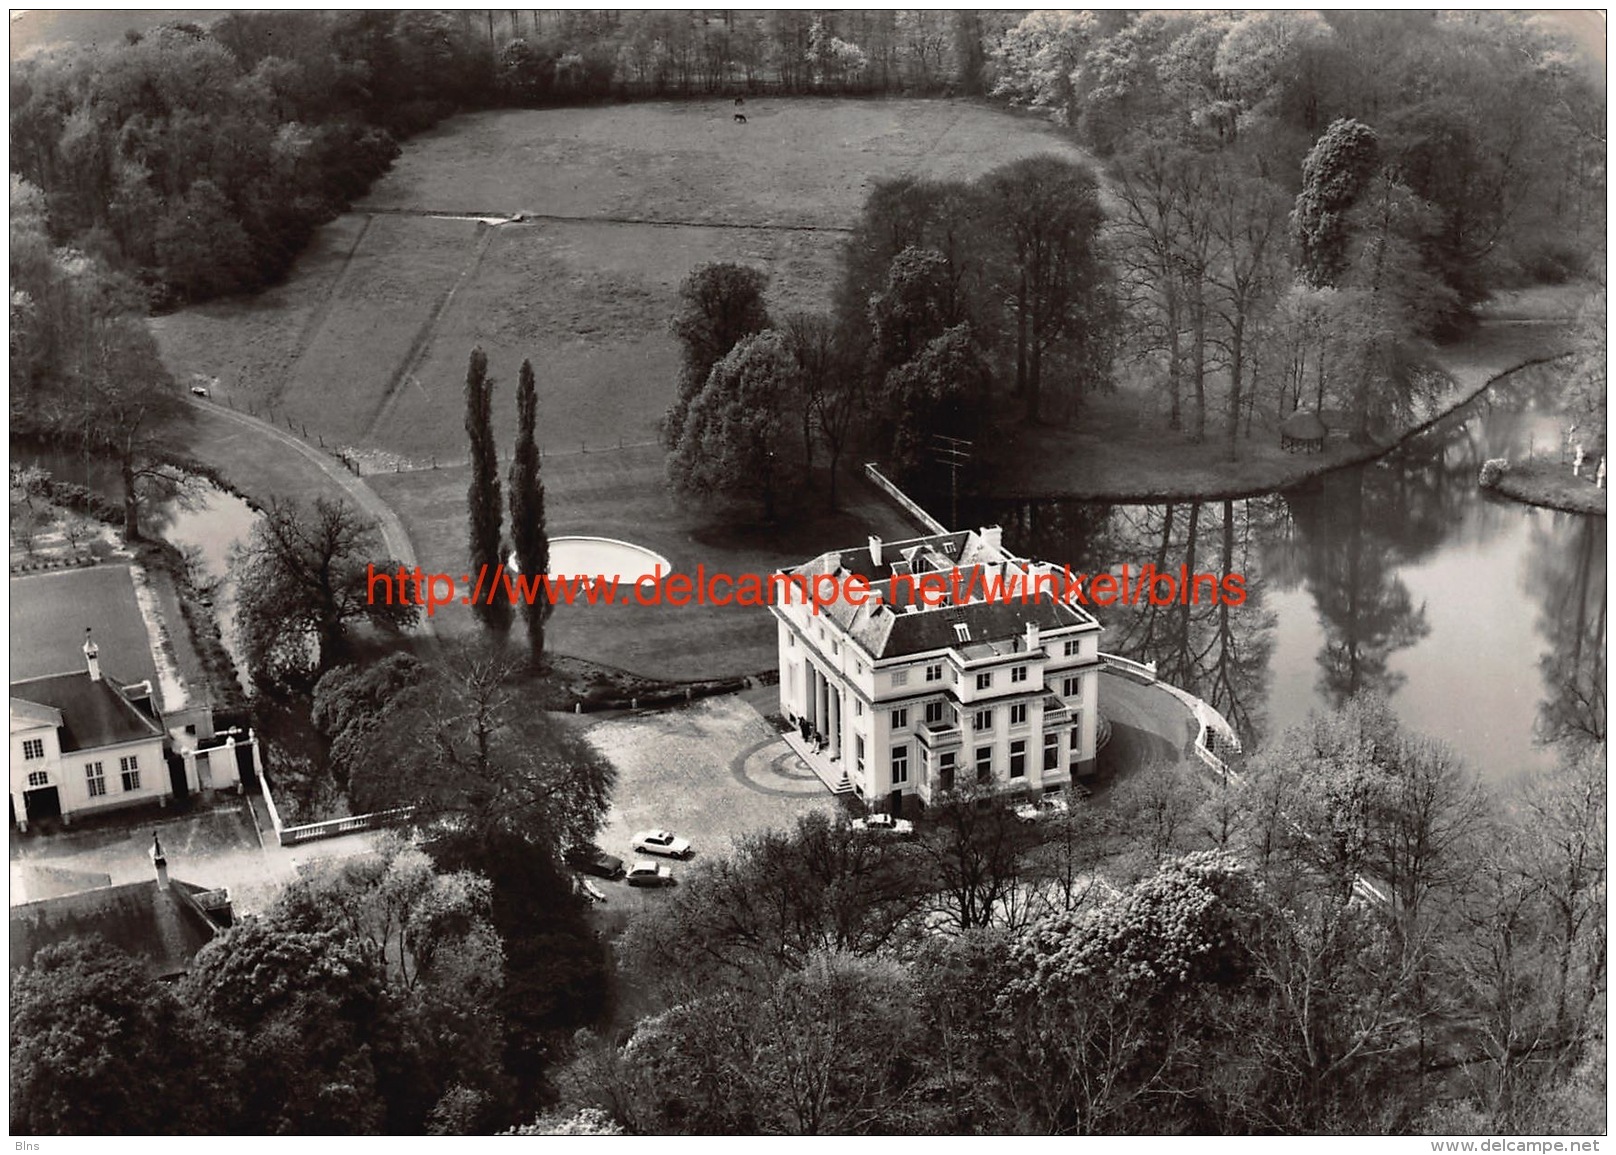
[189,385,210,397]
[851,813,914,836]
[1014,795,1071,824]
[632,829,693,858]
[565,845,625,879]
[626,859,676,888]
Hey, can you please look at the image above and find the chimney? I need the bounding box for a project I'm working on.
[1026,619,1041,652]
[868,535,883,567]
[83,628,101,683]
[150,833,169,891]
[979,526,1004,555]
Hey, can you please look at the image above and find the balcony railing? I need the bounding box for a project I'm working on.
[916,719,962,749]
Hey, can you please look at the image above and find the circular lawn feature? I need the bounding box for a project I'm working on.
[509,535,671,585]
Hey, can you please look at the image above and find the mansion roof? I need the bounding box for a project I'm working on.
[785,528,1098,661]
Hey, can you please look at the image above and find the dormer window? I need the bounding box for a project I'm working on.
[953,623,971,643]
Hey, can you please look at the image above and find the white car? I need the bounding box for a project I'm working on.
[1016,795,1073,823]
[631,829,693,858]
[851,813,914,836]
[626,860,676,888]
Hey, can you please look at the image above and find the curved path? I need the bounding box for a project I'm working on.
[186,396,437,643]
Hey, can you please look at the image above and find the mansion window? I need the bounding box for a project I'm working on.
[975,746,993,783]
[1011,666,1028,684]
[22,738,44,760]
[891,707,908,730]
[855,700,864,716]
[924,700,947,726]
[1063,676,1082,699]
[973,708,992,732]
[1071,729,1081,750]
[1010,740,1027,778]
[1044,732,1060,771]
[1063,640,1080,657]
[939,751,956,794]
[892,669,909,687]
[1010,703,1028,726]
[26,770,48,788]
[856,735,866,773]
[120,756,141,792]
[892,746,909,786]
[975,672,992,691]
[85,761,107,798]
[925,663,943,682]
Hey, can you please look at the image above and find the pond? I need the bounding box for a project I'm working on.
[960,363,1605,784]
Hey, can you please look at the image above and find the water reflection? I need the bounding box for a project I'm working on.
[961,364,1603,782]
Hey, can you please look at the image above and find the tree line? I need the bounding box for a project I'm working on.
[993,10,1602,453]
[7,11,1010,309]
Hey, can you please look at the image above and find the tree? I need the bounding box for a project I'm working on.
[1207,161,1288,459]
[271,834,512,1129]
[620,811,927,996]
[182,917,403,1134]
[879,323,991,482]
[232,496,418,691]
[507,358,550,667]
[666,329,803,522]
[1292,118,1381,289]
[348,643,614,850]
[12,938,239,1134]
[73,310,198,541]
[663,262,771,449]
[464,346,511,638]
[915,781,1043,932]
[981,155,1112,423]
[609,953,934,1134]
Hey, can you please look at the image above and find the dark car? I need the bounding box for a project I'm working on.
[565,846,625,879]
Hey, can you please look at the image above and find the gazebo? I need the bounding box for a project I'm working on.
[1281,410,1328,454]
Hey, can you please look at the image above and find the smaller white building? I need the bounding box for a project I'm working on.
[12,636,173,831]
[771,527,1104,811]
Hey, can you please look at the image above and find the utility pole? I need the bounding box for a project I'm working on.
[931,434,972,530]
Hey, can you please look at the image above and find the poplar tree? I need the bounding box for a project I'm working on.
[509,358,551,668]
[464,346,512,637]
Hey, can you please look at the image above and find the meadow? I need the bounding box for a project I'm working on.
[151,98,1091,680]
[152,98,1090,464]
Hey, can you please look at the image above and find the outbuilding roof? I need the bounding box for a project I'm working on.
[10,671,164,751]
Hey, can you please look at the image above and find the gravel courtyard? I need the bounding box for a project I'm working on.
[581,693,838,904]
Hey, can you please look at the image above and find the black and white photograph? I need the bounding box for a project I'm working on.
[7,7,1607,1141]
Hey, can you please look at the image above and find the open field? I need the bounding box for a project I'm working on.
[370,446,923,681]
[152,99,1094,465]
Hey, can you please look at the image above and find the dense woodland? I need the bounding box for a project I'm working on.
[8,10,1607,1137]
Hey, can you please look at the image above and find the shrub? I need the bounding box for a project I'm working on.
[1479,458,1512,488]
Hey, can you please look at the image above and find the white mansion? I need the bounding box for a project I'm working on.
[771,527,1102,811]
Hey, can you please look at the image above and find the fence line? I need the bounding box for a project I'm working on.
[278,806,416,847]
[864,462,948,535]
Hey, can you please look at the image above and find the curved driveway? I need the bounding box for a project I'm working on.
[187,396,436,642]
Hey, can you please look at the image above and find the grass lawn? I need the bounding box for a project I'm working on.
[152,99,1096,466]
[370,447,923,681]
[1490,458,1608,516]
